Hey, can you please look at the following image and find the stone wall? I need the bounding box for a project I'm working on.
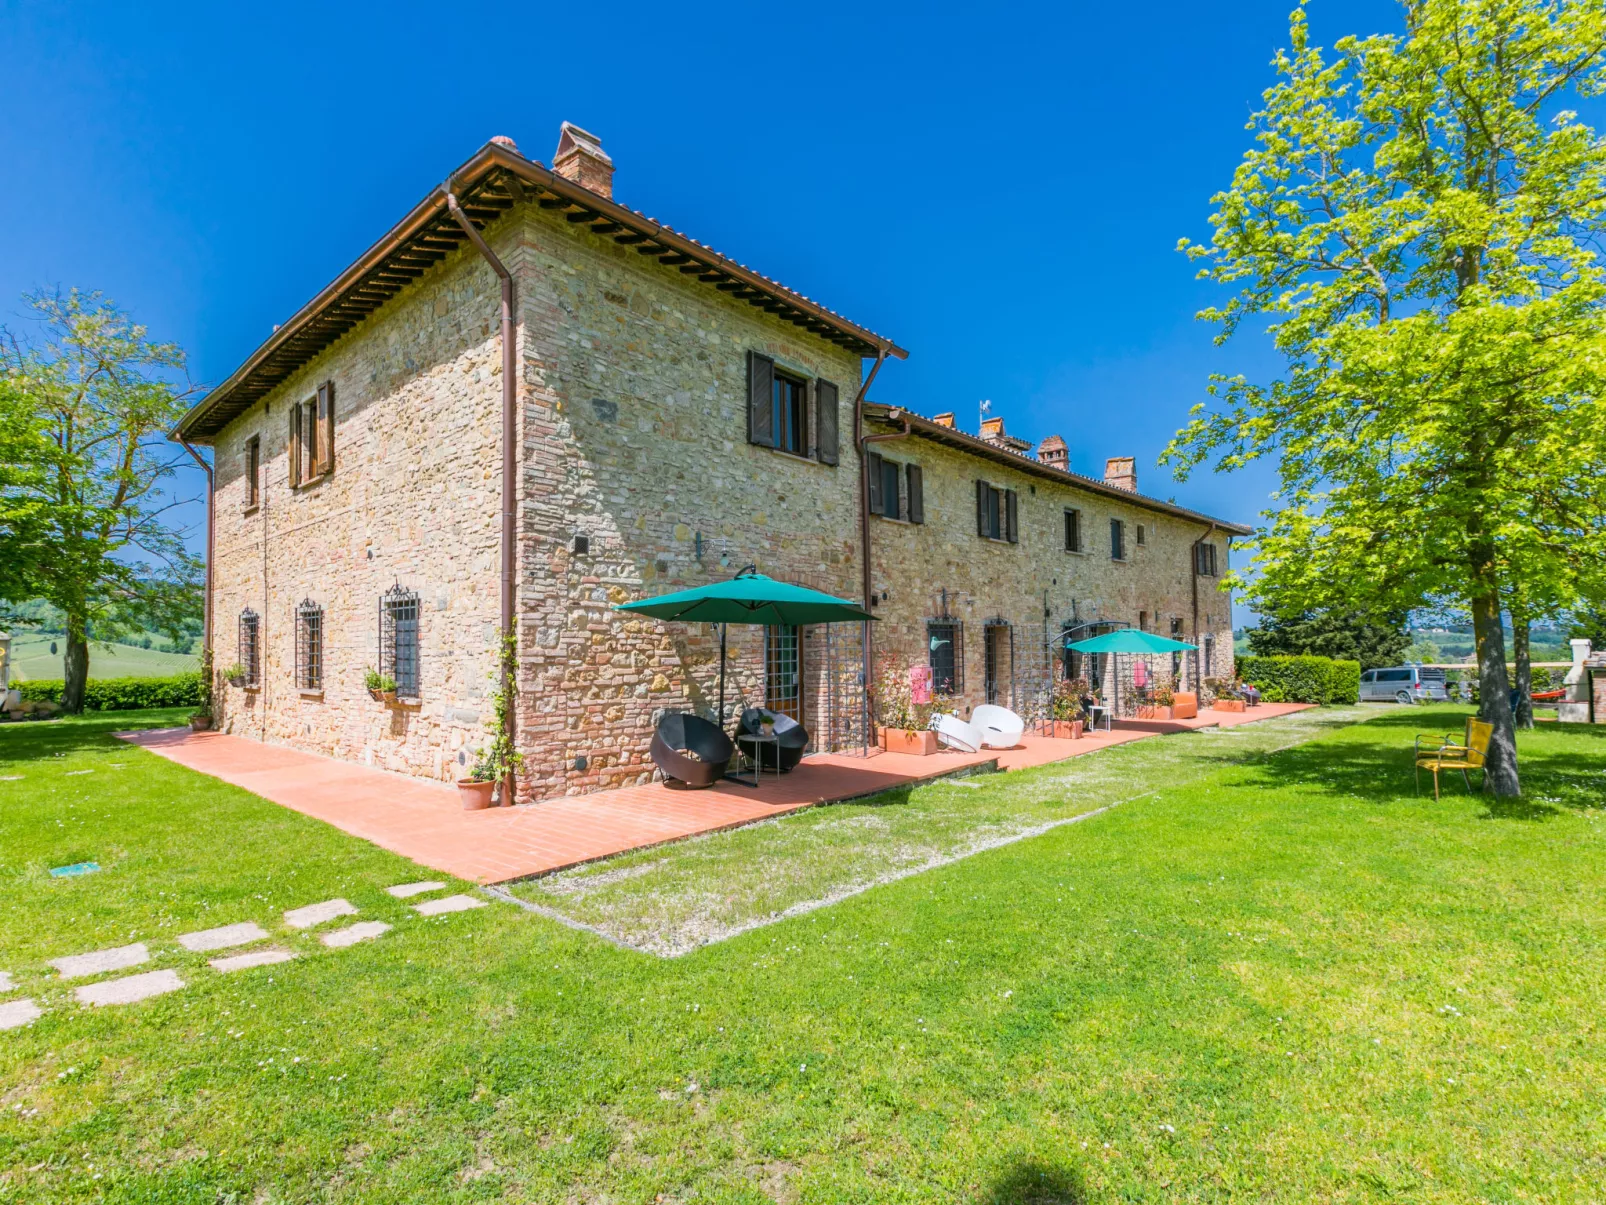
[862,421,1235,720]
[208,234,510,779]
[509,206,867,798]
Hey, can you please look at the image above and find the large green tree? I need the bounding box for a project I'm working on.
[1,290,202,711]
[1167,0,1606,796]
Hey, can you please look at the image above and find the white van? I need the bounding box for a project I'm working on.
[1359,666,1450,704]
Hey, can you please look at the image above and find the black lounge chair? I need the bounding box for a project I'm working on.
[737,708,809,773]
[650,712,734,788]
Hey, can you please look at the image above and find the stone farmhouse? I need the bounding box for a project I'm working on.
[174,125,1248,802]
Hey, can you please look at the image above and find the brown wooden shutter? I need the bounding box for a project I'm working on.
[976,480,989,537]
[1005,489,1018,543]
[867,450,884,515]
[907,463,924,524]
[288,403,302,489]
[317,382,334,475]
[815,379,839,465]
[747,351,774,447]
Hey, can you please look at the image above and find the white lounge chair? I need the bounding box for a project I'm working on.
[971,704,1025,749]
[932,713,981,753]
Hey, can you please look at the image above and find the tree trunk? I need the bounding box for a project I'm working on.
[1512,615,1534,730]
[1471,590,1520,796]
[62,612,90,715]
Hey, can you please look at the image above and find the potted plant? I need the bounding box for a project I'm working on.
[1152,682,1177,720]
[457,749,497,810]
[875,673,937,756]
[365,667,397,704]
[223,662,246,688]
[1049,678,1087,739]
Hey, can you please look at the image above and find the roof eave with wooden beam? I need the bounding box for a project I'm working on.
[175,141,908,441]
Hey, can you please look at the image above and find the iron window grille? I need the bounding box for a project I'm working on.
[238,607,261,688]
[379,584,420,699]
[295,599,324,691]
[927,620,964,694]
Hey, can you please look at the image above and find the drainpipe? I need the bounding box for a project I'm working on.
[853,362,907,729]
[446,184,519,805]
[178,437,214,686]
[1190,521,1218,690]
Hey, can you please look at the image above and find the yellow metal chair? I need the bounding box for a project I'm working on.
[1415,718,1492,799]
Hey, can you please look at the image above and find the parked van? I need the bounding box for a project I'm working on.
[1359,666,1450,704]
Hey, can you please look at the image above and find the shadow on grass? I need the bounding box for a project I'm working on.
[0,708,190,763]
[985,1158,1087,1205]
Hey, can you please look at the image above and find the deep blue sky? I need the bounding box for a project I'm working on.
[1,0,1401,626]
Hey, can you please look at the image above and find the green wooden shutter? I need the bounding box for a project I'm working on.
[1005,489,1018,544]
[747,351,774,447]
[867,450,884,515]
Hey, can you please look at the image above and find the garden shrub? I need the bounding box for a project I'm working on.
[1235,655,1360,704]
[16,673,202,711]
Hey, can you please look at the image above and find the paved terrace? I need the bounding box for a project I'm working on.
[120,702,1312,883]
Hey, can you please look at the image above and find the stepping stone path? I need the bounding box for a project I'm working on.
[76,969,184,1007]
[283,898,357,929]
[210,948,296,974]
[321,921,390,948]
[413,894,487,917]
[176,921,270,952]
[51,943,148,979]
[0,999,42,1030]
[0,971,14,992]
[385,881,446,899]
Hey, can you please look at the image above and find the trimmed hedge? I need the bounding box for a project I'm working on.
[15,673,203,711]
[1236,655,1360,705]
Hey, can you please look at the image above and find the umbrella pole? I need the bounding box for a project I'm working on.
[718,623,727,728]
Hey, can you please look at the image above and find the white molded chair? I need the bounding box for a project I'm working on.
[971,704,1026,749]
[932,713,981,753]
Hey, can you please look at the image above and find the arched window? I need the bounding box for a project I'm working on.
[379,584,420,699]
[295,600,324,691]
[238,608,261,688]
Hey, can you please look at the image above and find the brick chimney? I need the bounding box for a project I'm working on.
[932,412,956,428]
[1104,456,1137,492]
[1038,434,1068,472]
[980,415,1032,454]
[553,122,613,199]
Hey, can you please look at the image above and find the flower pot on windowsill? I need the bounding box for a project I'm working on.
[879,727,937,756]
[457,779,496,810]
[368,688,397,704]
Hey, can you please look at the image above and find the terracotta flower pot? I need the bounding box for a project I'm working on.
[458,780,496,810]
[189,714,213,732]
[879,727,937,756]
[1213,699,1246,713]
[1047,720,1082,739]
[1071,720,1084,739]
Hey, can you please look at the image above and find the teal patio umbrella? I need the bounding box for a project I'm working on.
[614,566,875,722]
[1065,629,1197,655]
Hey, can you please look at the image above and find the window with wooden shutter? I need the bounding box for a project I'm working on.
[1063,508,1081,552]
[288,405,302,489]
[815,379,839,465]
[906,463,924,524]
[976,480,989,537]
[867,450,884,515]
[1194,542,1218,576]
[880,457,901,520]
[747,351,774,447]
[1004,489,1018,544]
[976,481,1004,540]
[316,381,335,476]
[244,436,260,509]
[1111,519,1126,561]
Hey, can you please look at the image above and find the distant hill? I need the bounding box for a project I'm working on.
[5,632,199,681]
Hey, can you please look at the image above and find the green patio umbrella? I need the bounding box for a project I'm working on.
[1065,629,1197,654]
[614,567,875,722]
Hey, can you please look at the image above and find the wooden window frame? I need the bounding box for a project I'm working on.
[290,381,335,488]
[1063,507,1082,553]
[1110,518,1126,561]
[243,436,261,511]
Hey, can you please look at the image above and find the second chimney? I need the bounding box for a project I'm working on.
[553,122,614,199]
[1038,435,1068,472]
[1104,456,1137,492]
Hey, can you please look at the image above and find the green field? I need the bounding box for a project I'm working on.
[1,706,1603,1202]
[3,633,198,682]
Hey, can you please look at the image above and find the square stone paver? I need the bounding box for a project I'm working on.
[209,948,297,973]
[385,881,446,899]
[75,969,184,1007]
[321,921,390,949]
[283,898,357,930]
[413,894,488,917]
[50,943,149,979]
[0,999,42,1030]
[177,921,270,952]
[0,971,14,993]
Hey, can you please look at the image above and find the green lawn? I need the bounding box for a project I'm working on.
[5,633,199,681]
[1,707,1603,1202]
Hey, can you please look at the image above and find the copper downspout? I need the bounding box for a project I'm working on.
[177,438,214,674]
[851,356,903,726]
[1190,521,1219,689]
[446,185,519,805]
